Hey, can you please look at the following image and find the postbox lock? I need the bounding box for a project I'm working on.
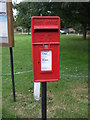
[38,61,40,64]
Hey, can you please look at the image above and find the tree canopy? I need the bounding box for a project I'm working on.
[14,2,90,39]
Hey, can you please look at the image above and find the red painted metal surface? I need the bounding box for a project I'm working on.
[31,16,60,82]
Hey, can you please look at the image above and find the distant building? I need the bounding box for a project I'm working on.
[68,28,75,33]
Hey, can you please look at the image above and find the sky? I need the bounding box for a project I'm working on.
[12,0,22,4]
[12,0,22,16]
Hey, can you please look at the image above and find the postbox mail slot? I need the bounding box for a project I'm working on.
[34,29,58,33]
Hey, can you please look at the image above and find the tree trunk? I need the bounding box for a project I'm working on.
[28,28,30,35]
[83,25,87,40]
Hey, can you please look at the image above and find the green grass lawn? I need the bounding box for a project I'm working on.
[2,34,88,118]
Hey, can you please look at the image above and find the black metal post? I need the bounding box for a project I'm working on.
[10,47,16,102]
[42,82,47,120]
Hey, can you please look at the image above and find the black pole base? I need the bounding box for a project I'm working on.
[10,47,16,102]
[42,82,47,120]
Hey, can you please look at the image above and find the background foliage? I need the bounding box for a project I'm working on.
[14,2,90,40]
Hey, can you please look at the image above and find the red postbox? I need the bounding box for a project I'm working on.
[31,16,60,82]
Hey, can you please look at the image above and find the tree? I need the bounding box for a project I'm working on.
[14,2,31,34]
[39,2,90,40]
[60,2,90,40]
[14,2,90,39]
